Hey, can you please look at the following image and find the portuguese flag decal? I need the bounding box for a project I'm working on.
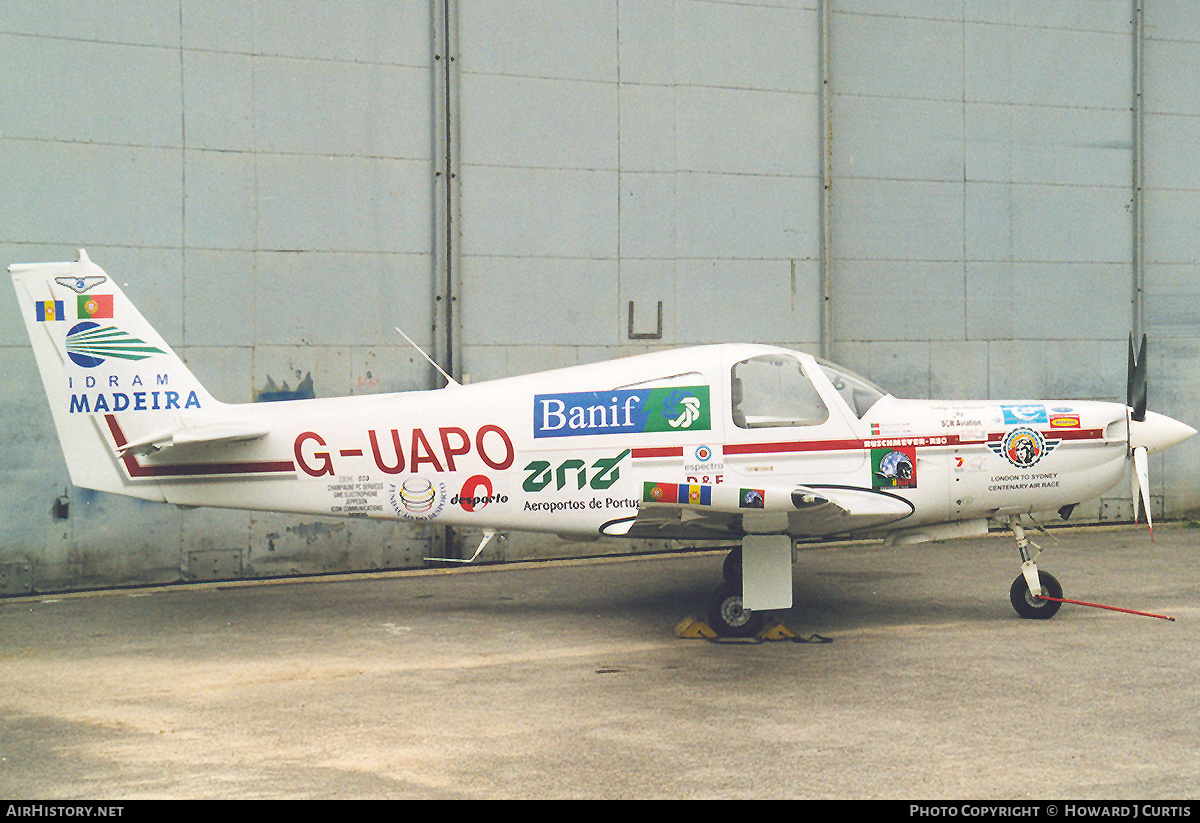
[78,294,114,319]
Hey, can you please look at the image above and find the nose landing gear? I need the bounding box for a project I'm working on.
[1009,568,1063,619]
[1008,519,1062,619]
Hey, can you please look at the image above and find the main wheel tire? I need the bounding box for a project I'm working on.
[722,547,742,584]
[1009,570,1063,620]
[706,581,765,638]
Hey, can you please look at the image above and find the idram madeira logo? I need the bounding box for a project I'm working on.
[66,321,164,368]
[534,386,711,438]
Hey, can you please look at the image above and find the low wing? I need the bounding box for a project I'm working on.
[601,481,914,540]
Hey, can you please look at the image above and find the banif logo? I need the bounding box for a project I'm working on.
[533,386,710,439]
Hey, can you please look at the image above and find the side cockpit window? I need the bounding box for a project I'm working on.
[731,355,828,428]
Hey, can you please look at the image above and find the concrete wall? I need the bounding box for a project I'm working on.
[2,0,1198,594]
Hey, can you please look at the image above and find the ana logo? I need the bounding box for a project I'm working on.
[66,322,163,368]
[390,477,446,520]
[523,450,629,493]
[989,427,1059,469]
[533,386,710,438]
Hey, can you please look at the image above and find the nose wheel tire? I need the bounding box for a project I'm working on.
[1009,570,1063,620]
[706,581,766,638]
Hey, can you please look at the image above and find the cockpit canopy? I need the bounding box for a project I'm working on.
[731,352,887,428]
[816,359,888,419]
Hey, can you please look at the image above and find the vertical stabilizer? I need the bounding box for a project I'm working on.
[10,250,220,499]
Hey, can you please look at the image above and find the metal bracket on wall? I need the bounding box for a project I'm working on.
[628,300,663,340]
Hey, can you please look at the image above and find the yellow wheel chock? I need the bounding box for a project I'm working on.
[674,615,719,638]
[674,615,831,644]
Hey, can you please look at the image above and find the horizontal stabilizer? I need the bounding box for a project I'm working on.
[117,420,272,456]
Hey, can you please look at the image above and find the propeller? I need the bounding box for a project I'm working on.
[1127,333,1152,537]
[1123,333,1198,539]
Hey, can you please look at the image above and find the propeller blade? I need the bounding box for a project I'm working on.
[1132,444,1153,540]
[1127,333,1148,423]
[1131,424,1139,516]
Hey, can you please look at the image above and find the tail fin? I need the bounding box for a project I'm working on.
[10,250,221,500]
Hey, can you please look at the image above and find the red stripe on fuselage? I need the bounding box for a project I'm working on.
[631,446,685,459]
[632,429,1105,458]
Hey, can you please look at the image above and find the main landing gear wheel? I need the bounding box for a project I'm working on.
[706,581,765,638]
[722,547,742,584]
[1009,570,1063,620]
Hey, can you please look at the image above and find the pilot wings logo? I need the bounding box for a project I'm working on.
[55,275,107,294]
[534,386,710,438]
[66,321,164,368]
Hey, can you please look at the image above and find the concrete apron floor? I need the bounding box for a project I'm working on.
[1,523,1198,800]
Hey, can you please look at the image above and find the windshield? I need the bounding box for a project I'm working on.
[817,360,888,419]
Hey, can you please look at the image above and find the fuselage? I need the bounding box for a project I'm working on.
[104,343,1140,541]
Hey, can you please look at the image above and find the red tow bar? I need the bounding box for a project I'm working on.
[1038,595,1175,622]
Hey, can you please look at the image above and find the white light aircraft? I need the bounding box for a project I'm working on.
[11,252,1196,636]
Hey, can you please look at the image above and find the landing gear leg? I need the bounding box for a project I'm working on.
[1008,519,1062,619]
[707,536,790,638]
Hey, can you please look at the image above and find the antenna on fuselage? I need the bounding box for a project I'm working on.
[395,327,460,388]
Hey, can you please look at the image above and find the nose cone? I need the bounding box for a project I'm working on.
[1129,410,1198,453]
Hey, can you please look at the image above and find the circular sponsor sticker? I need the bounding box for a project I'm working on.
[391,477,446,520]
[1001,427,1046,468]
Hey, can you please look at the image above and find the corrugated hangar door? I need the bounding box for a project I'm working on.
[446,1,826,559]
[0,4,445,591]
[454,2,825,375]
